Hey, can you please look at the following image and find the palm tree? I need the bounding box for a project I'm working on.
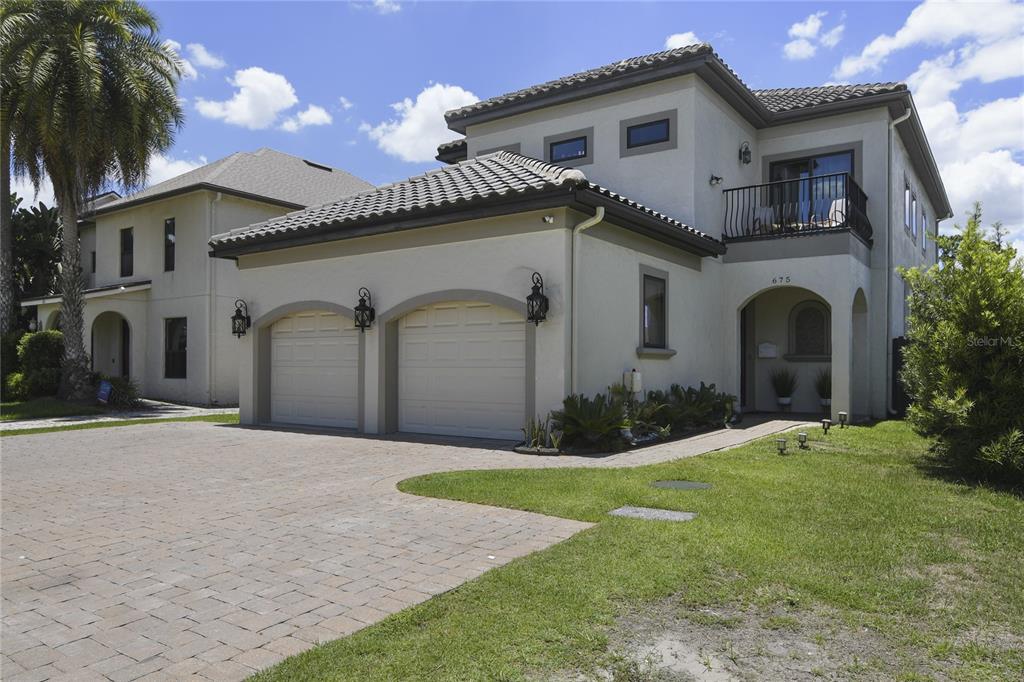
[1,0,183,398]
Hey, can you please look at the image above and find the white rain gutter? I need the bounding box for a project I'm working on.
[886,106,913,415]
[569,205,605,394]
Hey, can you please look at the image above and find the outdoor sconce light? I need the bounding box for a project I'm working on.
[821,418,832,434]
[231,299,251,338]
[354,287,376,332]
[776,438,788,455]
[739,141,752,164]
[838,411,848,428]
[709,174,723,186]
[797,432,808,449]
[526,272,549,326]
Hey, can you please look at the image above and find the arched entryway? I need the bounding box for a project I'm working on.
[90,311,131,379]
[739,286,832,414]
[44,310,61,331]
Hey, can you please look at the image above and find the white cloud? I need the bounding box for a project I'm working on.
[783,11,844,60]
[789,11,826,40]
[11,174,55,208]
[164,40,198,80]
[339,96,354,110]
[195,67,298,129]
[147,153,207,185]
[372,0,401,14]
[280,104,334,132]
[942,151,1024,235]
[361,83,478,163]
[186,43,225,70]
[783,39,817,60]
[664,32,701,50]
[833,0,1024,79]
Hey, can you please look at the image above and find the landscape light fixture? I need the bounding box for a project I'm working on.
[354,287,376,332]
[797,432,808,448]
[776,438,787,455]
[526,272,549,326]
[838,411,848,428]
[821,418,832,434]
[231,299,251,338]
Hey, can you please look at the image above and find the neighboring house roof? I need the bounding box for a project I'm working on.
[209,151,724,259]
[94,148,374,216]
[443,44,949,217]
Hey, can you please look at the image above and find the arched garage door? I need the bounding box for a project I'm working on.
[399,301,525,439]
[270,310,359,428]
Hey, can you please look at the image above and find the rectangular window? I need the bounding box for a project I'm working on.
[904,183,912,231]
[911,194,918,238]
[922,209,928,252]
[642,275,666,349]
[550,136,587,163]
[164,218,175,272]
[120,228,133,277]
[164,317,187,379]
[626,118,670,149]
[90,251,96,274]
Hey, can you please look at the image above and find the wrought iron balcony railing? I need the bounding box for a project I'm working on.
[722,172,872,243]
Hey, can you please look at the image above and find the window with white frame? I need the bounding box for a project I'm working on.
[911,193,918,239]
[904,182,912,232]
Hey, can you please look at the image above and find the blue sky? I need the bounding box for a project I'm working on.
[15,1,1024,245]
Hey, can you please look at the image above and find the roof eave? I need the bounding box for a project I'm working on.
[92,183,307,218]
[890,94,953,218]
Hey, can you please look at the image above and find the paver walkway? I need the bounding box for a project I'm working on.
[1,400,236,432]
[1,418,803,681]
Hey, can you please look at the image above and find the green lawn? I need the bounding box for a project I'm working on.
[253,422,1024,681]
[0,396,106,421]
[0,412,239,436]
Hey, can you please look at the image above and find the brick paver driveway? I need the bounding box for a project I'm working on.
[1,419,799,681]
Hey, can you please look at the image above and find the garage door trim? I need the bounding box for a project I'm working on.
[252,300,364,429]
[378,289,536,436]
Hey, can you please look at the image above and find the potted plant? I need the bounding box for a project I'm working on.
[814,367,832,413]
[769,367,798,409]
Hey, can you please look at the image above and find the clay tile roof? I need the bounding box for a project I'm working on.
[752,83,907,113]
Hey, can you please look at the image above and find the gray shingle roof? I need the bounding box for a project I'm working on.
[210,151,721,255]
[97,148,373,214]
[753,83,906,113]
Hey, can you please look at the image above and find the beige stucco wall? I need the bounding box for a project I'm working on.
[233,210,574,430]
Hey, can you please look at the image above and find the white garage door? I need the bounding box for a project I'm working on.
[271,310,359,429]
[399,301,525,440]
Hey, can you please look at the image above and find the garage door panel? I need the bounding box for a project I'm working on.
[271,310,359,429]
[399,301,525,440]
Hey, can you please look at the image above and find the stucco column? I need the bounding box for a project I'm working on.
[238,332,255,424]
[362,326,380,433]
[830,290,854,421]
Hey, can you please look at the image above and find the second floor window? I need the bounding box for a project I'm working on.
[120,227,133,277]
[626,118,670,148]
[90,251,96,274]
[911,194,918,239]
[642,274,666,349]
[904,182,912,231]
[550,136,587,163]
[164,218,176,272]
[922,209,928,253]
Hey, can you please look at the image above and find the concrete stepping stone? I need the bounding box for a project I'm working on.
[651,480,712,490]
[609,506,697,522]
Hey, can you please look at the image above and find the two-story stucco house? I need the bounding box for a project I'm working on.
[24,148,372,405]
[209,44,950,438]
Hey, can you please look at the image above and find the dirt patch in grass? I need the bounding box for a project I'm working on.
[575,599,900,681]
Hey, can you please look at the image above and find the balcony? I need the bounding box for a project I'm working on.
[722,172,872,244]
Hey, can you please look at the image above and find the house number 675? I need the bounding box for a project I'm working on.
[771,275,792,285]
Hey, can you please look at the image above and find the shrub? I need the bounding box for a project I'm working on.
[900,205,1024,483]
[647,382,735,431]
[1,330,27,399]
[91,374,141,409]
[3,372,28,401]
[17,330,63,371]
[23,368,61,398]
[814,367,832,400]
[769,367,798,399]
[550,393,626,451]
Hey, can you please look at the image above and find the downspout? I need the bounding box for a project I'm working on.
[569,205,605,394]
[886,106,913,416]
[207,192,224,405]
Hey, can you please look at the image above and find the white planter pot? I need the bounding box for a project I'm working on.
[777,397,792,406]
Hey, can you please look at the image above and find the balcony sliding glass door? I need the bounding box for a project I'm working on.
[769,151,853,228]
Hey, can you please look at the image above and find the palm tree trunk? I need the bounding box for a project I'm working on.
[0,134,13,336]
[56,196,90,399]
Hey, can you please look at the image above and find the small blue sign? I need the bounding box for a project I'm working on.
[97,380,113,404]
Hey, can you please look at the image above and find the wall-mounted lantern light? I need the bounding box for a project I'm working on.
[231,299,251,338]
[354,287,376,332]
[709,174,723,186]
[739,141,752,165]
[526,272,549,326]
